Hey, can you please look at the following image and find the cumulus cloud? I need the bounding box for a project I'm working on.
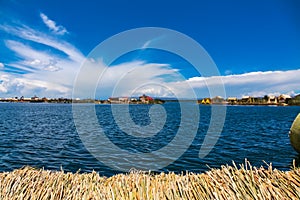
[0,73,69,97]
[40,13,68,35]
[0,62,4,68]
[100,61,181,97]
[89,67,300,99]
[73,59,183,99]
[185,69,300,98]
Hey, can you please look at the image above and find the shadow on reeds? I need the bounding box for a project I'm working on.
[293,154,300,168]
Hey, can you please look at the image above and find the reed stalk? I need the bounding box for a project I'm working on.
[0,162,299,200]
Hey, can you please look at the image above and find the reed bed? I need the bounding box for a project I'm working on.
[0,162,299,200]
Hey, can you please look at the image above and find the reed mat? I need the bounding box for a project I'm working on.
[1,162,299,200]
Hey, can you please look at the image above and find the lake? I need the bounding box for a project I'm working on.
[0,102,299,176]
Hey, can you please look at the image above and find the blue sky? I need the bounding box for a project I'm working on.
[0,0,299,98]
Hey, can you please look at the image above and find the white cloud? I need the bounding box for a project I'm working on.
[40,13,68,35]
[224,69,232,75]
[30,59,41,65]
[0,73,69,97]
[74,59,182,98]
[92,68,300,99]
[142,40,151,49]
[7,63,35,73]
[0,22,83,98]
[0,24,84,63]
[43,64,62,72]
[104,62,178,96]
[185,69,300,98]
[5,40,59,71]
[0,62,4,68]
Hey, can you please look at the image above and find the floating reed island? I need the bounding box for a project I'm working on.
[1,162,300,200]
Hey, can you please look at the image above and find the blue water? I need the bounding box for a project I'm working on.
[0,102,299,176]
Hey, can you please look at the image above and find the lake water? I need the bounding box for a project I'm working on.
[0,102,300,176]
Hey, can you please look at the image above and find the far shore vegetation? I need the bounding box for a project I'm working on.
[1,93,300,106]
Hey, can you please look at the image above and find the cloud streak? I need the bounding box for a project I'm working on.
[0,24,84,63]
[40,13,68,35]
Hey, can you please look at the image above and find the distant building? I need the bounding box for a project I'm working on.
[31,95,39,101]
[119,97,129,103]
[278,94,291,104]
[239,96,263,104]
[23,98,32,101]
[42,97,48,102]
[211,96,226,104]
[139,94,153,104]
[200,98,211,104]
[267,95,278,104]
[227,97,237,104]
[241,96,255,104]
[108,97,120,104]
[130,98,138,102]
[289,94,300,105]
[108,97,129,104]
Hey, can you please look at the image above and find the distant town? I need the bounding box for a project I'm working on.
[198,94,300,106]
[0,93,300,106]
[0,94,165,104]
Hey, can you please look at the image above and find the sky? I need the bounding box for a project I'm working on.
[0,0,299,99]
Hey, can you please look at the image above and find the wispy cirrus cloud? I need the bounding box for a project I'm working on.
[141,40,151,49]
[0,24,84,63]
[5,40,61,71]
[40,13,68,35]
[0,16,84,97]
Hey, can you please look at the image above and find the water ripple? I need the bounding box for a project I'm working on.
[0,103,299,176]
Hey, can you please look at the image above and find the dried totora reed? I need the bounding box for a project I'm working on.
[0,162,299,200]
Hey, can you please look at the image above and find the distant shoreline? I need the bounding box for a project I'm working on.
[0,93,300,106]
[1,100,300,107]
